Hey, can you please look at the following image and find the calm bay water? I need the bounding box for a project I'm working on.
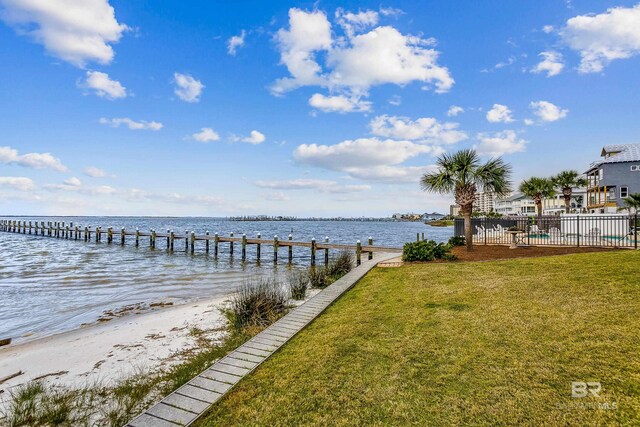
[0,217,452,342]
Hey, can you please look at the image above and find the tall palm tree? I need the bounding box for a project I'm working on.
[519,177,555,217]
[421,149,512,251]
[552,170,588,213]
[619,193,640,214]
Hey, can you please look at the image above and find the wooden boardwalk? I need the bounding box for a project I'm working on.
[126,252,399,427]
[0,219,401,265]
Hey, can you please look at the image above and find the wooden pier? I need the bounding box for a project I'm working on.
[0,219,401,266]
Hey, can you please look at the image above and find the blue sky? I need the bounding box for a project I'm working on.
[1,0,640,216]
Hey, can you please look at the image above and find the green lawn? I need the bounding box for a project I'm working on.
[197,251,640,426]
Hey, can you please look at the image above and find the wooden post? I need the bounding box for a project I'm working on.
[324,236,329,266]
[121,228,125,245]
[185,231,189,252]
[135,228,140,247]
[288,234,293,263]
[205,231,210,253]
[96,226,101,243]
[151,230,157,249]
[311,238,316,266]
[170,231,175,251]
[65,225,70,239]
[368,236,373,260]
[214,232,219,257]
[273,235,279,264]
[242,234,247,260]
[416,232,420,242]
[75,226,79,240]
[28,221,32,235]
[256,233,261,260]
[85,226,89,242]
[356,240,362,266]
[48,222,52,237]
[229,232,234,255]
[166,229,171,249]
[107,227,113,243]
[190,231,195,254]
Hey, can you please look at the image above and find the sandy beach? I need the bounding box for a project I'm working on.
[0,296,231,402]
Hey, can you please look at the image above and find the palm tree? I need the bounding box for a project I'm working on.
[519,177,555,217]
[552,170,587,214]
[421,149,512,251]
[619,193,640,214]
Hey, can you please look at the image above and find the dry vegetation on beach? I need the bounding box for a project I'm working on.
[0,252,356,426]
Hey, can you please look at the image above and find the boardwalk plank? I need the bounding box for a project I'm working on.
[190,376,233,394]
[147,403,195,425]
[175,384,221,403]
[163,393,210,414]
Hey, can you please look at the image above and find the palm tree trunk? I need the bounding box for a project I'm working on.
[463,208,473,252]
[536,201,543,217]
[564,195,571,214]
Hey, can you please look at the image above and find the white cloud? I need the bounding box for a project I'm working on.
[0,0,128,67]
[79,71,126,99]
[64,176,82,187]
[530,100,568,122]
[0,176,36,191]
[486,104,514,123]
[379,7,404,17]
[263,192,290,201]
[271,8,453,98]
[388,95,401,106]
[241,130,266,145]
[227,30,246,55]
[369,115,467,144]
[99,117,163,131]
[173,72,204,102]
[255,179,370,194]
[447,105,464,117]
[542,25,554,33]
[0,146,67,172]
[335,8,379,38]
[293,137,441,183]
[524,119,534,126]
[561,4,640,73]
[474,130,527,156]
[271,8,332,95]
[308,93,371,113]
[83,166,108,177]
[192,127,220,142]
[531,51,564,77]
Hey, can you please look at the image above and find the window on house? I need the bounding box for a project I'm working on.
[609,188,616,199]
[621,186,629,198]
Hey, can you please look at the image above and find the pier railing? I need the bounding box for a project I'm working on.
[0,219,401,265]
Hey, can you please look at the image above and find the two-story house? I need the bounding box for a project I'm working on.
[584,144,640,213]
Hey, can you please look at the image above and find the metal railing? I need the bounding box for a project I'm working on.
[454,214,639,248]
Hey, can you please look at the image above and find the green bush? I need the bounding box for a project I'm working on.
[402,240,453,262]
[326,250,353,278]
[226,277,288,330]
[447,236,465,247]
[288,270,309,300]
[308,266,330,289]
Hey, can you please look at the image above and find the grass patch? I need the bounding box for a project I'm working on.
[223,277,288,332]
[287,270,309,300]
[195,251,640,426]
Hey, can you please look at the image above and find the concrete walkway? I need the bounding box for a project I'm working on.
[127,253,399,427]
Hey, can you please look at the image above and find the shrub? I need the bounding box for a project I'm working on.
[402,240,452,262]
[326,250,353,278]
[288,270,309,300]
[447,236,465,247]
[226,277,287,331]
[308,266,330,289]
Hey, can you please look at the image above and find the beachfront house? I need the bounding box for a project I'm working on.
[584,144,640,213]
[494,193,536,216]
